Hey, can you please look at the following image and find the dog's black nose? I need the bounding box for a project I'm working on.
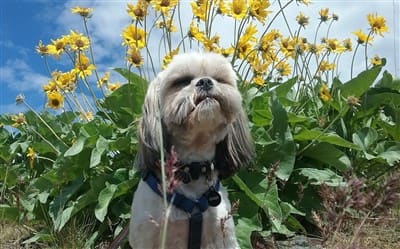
[196,78,213,91]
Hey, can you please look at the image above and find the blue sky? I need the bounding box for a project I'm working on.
[1,0,399,115]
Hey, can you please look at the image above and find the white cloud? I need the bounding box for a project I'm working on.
[0,103,28,115]
[0,59,49,92]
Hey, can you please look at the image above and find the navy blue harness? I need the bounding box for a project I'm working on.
[142,170,220,249]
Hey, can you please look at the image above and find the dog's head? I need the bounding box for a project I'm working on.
[136,52,254,178]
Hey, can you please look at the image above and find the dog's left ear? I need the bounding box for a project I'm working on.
[215,108,255,178]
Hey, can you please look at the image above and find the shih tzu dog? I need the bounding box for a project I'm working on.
[129,52,255,249]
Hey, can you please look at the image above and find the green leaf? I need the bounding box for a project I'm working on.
[352,127,378,152]
[90,136,109,168]
[268,94,296,180]
[49,177,84,231]
[64,137,86,157]
[251,92,272,126]
[236,216,260,249]
[0,204,19,221]
[232,175,264,208]
[95,182,118,222]
[299,168,344,187]
[295,128,360,150]
[338,66,382,97]
[274,77,297,98]
[375,71,400,91]
[302,143,351,171]
[102,69,148,126]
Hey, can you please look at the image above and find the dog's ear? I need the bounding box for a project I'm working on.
[215,108,255,178]
[135,76,165,171]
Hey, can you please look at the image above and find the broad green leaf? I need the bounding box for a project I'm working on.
[295,128,360,150]
[251,92,272,126]
[274,77,297,98]
[90,136,109,168]
[268,94,296,180]
[0,204,19,220]
[103,69,148,126]
[375,70,400,91]
[95,182,118,222]
[236,216,260,249]
[49,177,84,231]
[338,66,382,97]
[232,175,264,208]
[302,143,351,171]
[64,137,86,157]
[352,127,378,151]
[299,168,344,187]
[22,230,53,244]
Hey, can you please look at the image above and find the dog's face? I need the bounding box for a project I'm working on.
[137,52,254,178]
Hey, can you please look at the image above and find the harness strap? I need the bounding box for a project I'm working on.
[142,170,220,249]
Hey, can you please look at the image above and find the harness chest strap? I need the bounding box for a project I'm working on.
[142,171,221,249]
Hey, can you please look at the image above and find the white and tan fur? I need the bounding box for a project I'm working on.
[129,52,255,249]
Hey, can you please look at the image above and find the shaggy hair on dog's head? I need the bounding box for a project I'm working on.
[136,52,254,178]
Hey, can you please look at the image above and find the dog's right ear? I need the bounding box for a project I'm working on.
[135,76,164,171]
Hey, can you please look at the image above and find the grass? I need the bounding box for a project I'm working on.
[2,207,399,249]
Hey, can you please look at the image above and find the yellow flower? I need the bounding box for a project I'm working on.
[162,47,179,69]
[250,56,269,74]
[191,1,208,21]
[80,111,94,121]
[367,13,389,36]
[280,37,297,57]
[319,84,332,102]
[219,46,235,57]
[352,29,374,45]
[73,53,96,79]
[319,8,330,22]
[36,40,50,56]
[325,38,346,54]
[11,113,27,127]
[249,0,271,24]
[297,0,311,6]
[342,38,352,52]
[296,12,309,27]
[66,30,90,51]
[202,35,220,52]
[122,25,146,49]
[27,147,36,168]
[71,6,93,18]
[370,55,382,66]
[47,37,67,57]
[46,91,64,109]
[127,1,148,21]
[156,17,177,32]
[216,0,229,15]
[308,44,323,55]
[188,22,205,41]
[54,71,77,91]
[276,61,291,76]
[126,48,144,67]
[229,0,247,20]
[97,72,110,87]
[43,80,58,93]
[151,0,179,14]
[252,75,265,86]
[107,82,122,92]
[318,60,336,72]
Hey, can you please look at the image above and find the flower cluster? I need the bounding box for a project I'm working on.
[32,1,389,118]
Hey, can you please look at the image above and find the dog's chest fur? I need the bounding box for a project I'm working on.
[129,178,239,249]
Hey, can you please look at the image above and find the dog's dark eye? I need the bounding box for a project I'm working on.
[214,78,227,84]
[172,76,193,87]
